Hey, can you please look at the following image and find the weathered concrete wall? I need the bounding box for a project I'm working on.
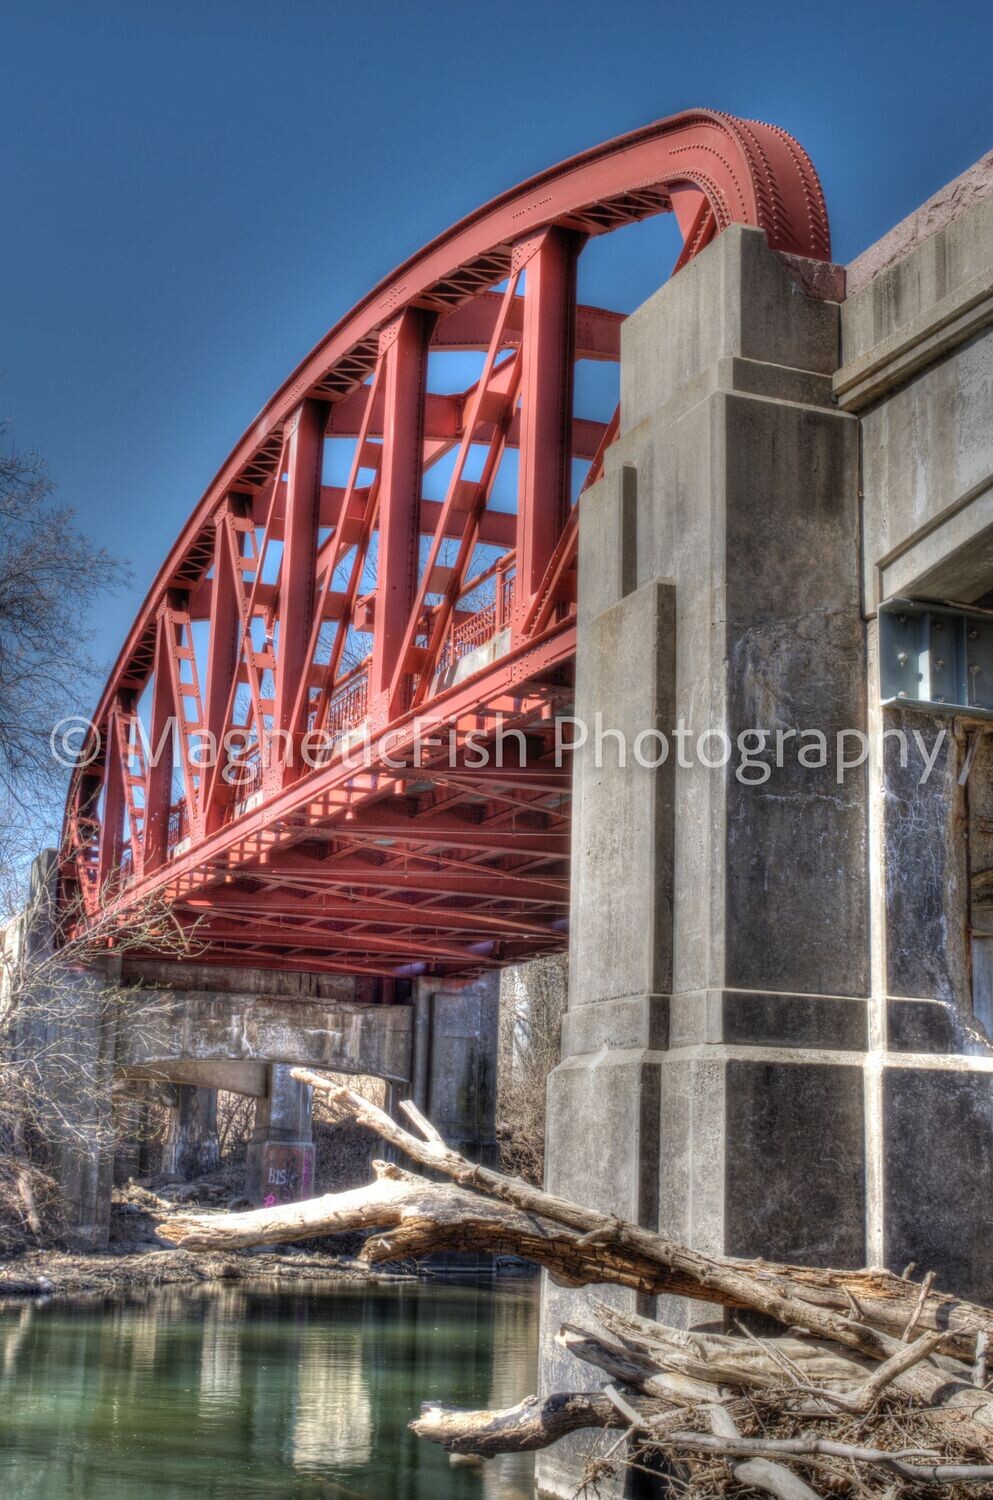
[540,226,867,1498]
[116,990,414,1084]
[838,155,993,607]
[411,973,499,1163]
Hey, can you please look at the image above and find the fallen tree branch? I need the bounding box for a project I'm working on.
[710,1402,824,1500]
[284,1072,993,1448]
[556,1324,723,1404]
[159,1160,679,1291]
[848,1331,949,1412]
[653,1430,993,1485]
[409,1389,676,1456]
[594,1302,873,1391]
[289,1070,993,1366]
[159,1078,993,1462]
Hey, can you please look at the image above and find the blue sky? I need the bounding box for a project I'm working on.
[3,0,992,674]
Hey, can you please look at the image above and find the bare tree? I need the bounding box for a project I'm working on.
[0,872,194,1245]
[0,420,127,909]
[497,954,567,1184]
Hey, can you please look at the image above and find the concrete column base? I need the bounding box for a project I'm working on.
[245,1139,315,1206]
[410,973,499,1163]
[537,990,993,1498]
[537,995,666,1500]
[246,1063,315,1206]
[160,1085,220,1180]
[875,1050,993,1302]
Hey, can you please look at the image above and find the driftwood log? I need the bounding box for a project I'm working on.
[410,1390,675,1457]
[158,1073,993,1488]
[163,1073,993,1364]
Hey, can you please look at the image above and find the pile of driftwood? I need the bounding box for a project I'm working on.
[160,1071,993,1498]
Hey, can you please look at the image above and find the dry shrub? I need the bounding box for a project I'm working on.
[314,1073,388,1194]
[216,1090,256,1161]
[497,954,567,1184]
[1,877,197,1243]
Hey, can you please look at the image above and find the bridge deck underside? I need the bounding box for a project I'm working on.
[136,628,574,978]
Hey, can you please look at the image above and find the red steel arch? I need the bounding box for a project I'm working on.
[60,109,830,979]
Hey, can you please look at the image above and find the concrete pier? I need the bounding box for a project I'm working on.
[160,1085,220,1179]
[245,1064,315,1205]
[539,197,993,1496]
[410,973,500,1164]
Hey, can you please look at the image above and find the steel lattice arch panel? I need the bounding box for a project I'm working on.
[60,110,830,980]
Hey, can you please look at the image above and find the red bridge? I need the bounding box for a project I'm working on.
[60,110,830,981]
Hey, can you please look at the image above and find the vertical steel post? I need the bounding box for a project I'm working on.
[143,610,178,871]
[514,228,581,628]
[272,400,324,781]
[369,309,434,722]
[202,497,244,832]
[96,703,126,889]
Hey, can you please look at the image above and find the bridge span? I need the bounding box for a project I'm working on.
[58,109,828,979]
[25,107,993,1500]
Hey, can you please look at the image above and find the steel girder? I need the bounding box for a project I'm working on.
[60,109,830,980]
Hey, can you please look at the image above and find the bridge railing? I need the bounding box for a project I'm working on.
[166,798,189,856]
[324,669,369,743]
[434,556,516,678]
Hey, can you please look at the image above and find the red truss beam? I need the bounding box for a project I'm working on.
[61,110,830,980]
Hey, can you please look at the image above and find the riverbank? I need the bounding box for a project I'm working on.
[0,1175,398,1300]
[0,1243,384,1298]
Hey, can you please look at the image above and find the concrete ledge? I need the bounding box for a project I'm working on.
[561,991,873,1054]
[835,264,993,410]
[719,355,835,409]
[668,989,868,1052]
[560,993,669,1055]
[874,472,993,604]
[118,1059,269,1096]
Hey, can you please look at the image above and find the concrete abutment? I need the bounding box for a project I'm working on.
[538,216,993,1496]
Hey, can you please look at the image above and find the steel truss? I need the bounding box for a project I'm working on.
[61,110,830,980]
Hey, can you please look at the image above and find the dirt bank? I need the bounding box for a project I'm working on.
[0,1243,388,1299]
[0,1174,407,1300]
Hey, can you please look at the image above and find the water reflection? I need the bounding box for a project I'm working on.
[199,1287,243,1405]
[291,1328,372,1469]
[0,1275,538,1499]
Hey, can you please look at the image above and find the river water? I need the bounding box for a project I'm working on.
[0,1275,539,1498]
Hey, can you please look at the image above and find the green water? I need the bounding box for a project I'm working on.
[0,1276,539,1499]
